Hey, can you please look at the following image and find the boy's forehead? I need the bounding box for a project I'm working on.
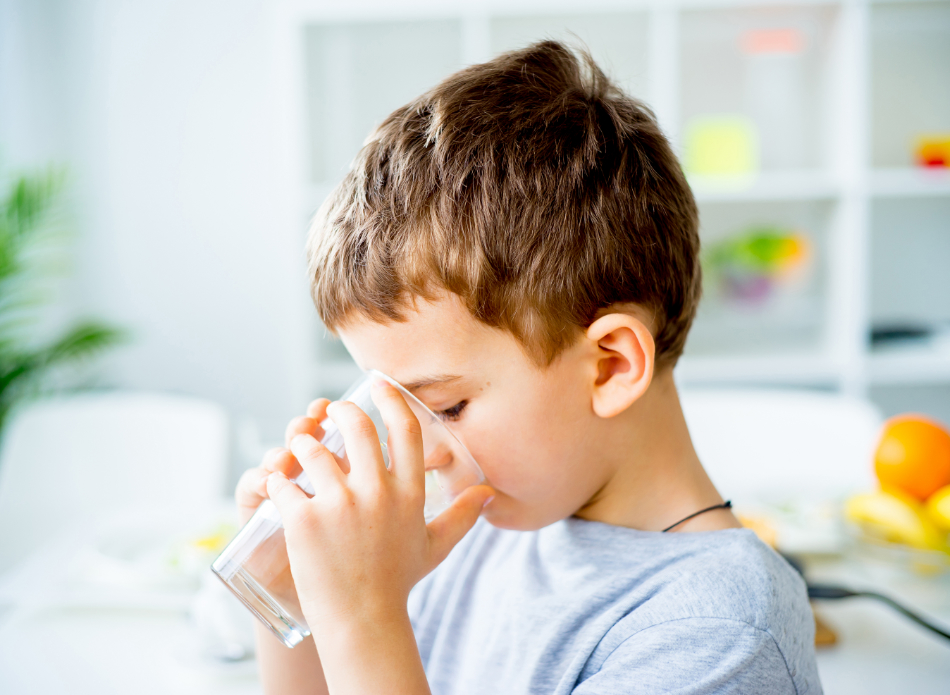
[337,295,513,387]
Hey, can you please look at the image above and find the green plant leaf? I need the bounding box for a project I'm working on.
[2,167,65,239]
[0,164,123,442]
[37,322,125,368]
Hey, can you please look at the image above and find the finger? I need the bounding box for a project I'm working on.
[265,471,311,525]
[371,380,424,489]
[426,485,495,568]
[289,433,347,496]
[285,416,323,449]
[324,401,387,485]
[262,447,302,479]
[235,467,270,510]
[306,398,332,421]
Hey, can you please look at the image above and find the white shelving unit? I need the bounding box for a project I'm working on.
[276,0,950,420]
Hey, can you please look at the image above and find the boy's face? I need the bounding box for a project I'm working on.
[337,295,619,531]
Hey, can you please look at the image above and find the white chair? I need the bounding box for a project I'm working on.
[0,391,229,575]
[680,388,883,504]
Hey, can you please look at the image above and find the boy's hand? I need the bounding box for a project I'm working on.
[234,398,333,525]
[265,380,494,633]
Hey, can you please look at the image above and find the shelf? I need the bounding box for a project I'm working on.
[870,1,950,168]
[870,196,950,329]
[678,4,840,174]
[490,12,650,104]
[689,171,840,203]
[292,0,950,410]
[675,352,840,387]
[303,20,464,184]
[868,342,950,385]
[869,167,950,198]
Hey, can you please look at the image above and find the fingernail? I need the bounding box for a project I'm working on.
[291,433,314,448]
[482,495,495,509]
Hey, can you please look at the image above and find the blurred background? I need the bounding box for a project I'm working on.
[0,0,948,693]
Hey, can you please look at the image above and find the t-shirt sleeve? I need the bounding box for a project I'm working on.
[571,618,799,695]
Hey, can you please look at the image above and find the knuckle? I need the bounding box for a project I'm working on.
[290,435,323,461]
[352,418,380,440]
[301,439,330,462]
[338,405,379,439]
[323,485,356,514]
[360,473,386,497]
[398,414,422,438]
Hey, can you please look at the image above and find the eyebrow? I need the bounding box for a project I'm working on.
[398,373,464,393]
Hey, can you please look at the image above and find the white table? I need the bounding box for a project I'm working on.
[1,526,948,694]
[0,507,265,695]
[0,603,262,695]
[808,554,950,694]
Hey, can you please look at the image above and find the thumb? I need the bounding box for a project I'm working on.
[426,485,495,567]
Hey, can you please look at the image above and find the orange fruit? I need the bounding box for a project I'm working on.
[874,415,950,501]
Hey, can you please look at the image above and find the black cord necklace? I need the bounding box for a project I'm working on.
[661,500,732,533]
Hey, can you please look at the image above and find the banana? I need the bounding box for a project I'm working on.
[926,485,950,533]
[845,489,948,552]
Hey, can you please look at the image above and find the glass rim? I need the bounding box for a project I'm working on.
[360,368,482,477]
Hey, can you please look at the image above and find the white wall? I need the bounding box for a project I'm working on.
[0,0,317,483]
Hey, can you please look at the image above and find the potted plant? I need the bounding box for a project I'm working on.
[0,165,122,441]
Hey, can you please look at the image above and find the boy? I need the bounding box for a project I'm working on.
[235,41,822,694]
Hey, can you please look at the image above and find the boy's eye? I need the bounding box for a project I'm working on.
[435,400,468,422]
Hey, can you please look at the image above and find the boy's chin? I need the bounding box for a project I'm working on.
[480,502,566,532]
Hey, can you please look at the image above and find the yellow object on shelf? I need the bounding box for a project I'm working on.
[914,134,950,168]
[684,116,758,176]
[845,489,947,552]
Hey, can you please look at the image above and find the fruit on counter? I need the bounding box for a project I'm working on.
[874,415,950,501]
[736,513,778,548]
[926,485,950,533]
[844,489,947,552]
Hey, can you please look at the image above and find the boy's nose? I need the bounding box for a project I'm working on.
[424,443,454,471]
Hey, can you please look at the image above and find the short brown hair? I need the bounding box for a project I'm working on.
[307,40,700,368]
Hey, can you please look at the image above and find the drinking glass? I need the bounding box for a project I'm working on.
[211,370,483,648]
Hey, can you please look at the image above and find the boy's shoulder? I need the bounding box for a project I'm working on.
[431,515,806,630]
[410,517,822,695]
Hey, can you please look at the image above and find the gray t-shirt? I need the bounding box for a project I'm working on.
[408,516,822,694]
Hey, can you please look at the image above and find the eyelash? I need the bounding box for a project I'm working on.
[436,400,468,422]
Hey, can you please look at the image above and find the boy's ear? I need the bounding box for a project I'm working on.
[586,312,655,418]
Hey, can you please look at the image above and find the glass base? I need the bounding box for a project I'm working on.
[212,564,310,649]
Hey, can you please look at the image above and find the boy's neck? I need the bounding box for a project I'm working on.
[573,369,742,533]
